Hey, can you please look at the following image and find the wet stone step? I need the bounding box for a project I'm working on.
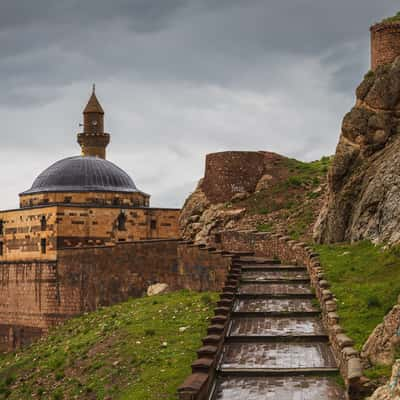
[211,376,346,400]
[229,317,326,337]
[220,342,337,370]
[240,265,306,271]
[238,283,312,296]
[242,270,309,281]
[234,298,319,314]
[238,257,281,264]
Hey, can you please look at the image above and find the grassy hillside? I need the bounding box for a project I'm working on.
[316,241,400,380]
[0,291,217,400]
[237,156,331,241]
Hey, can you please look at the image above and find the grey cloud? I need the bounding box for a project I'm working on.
[0,1,399,209]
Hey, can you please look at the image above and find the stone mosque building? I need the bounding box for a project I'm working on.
[0,88,180,262]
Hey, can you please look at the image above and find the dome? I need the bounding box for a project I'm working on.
[21,156,139,195]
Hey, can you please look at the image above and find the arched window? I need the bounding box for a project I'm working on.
[41,216,47,231]
[117,212,126,231]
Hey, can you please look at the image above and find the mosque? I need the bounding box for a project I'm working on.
[0,87,180,262]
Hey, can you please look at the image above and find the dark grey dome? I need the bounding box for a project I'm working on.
[21,156,139,195]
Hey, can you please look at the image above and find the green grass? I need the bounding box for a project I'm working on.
[315,241,400,349]
[283,156,331,187]
[363,364,393,381]
[257,222,274,232]
[381,11,400,23]
[0,290,218,400]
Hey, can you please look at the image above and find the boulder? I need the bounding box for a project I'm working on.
[147,283,169,296]
[255,174,274,192]
[362,304,400,366]
[367,360,400,400]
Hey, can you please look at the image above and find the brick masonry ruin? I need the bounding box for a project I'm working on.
[371,21,400,70]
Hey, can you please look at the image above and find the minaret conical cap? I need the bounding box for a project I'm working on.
[83,84,104,114]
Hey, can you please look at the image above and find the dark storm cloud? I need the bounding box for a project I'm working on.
[0,0,397,105]
[0,0,399,208]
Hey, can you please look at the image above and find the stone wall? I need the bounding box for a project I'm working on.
[200,151,265,203]
[0,260,59,351]
[213,230,363,397]
[177,244,233,291]
[0,205,180,261]
[371,22,400,70]
[0,240,232,351]
[20,190,149,208]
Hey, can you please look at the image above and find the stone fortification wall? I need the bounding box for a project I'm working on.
[371,22,400,70]
[200,151,265,203]
[0,260,58,351]
[0,240,232,351]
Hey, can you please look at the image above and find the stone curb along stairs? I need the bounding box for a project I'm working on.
[177,232,364,400]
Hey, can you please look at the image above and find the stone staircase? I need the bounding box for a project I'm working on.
[210,256,346,399]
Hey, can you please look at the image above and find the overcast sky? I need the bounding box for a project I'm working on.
[0,1,398,209]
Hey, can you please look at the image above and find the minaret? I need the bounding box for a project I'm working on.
[77,85,110,159]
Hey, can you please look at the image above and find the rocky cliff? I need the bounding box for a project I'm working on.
[314,56,400,244]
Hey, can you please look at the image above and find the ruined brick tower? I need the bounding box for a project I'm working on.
[371,18,400,70]
[77,85,110,159]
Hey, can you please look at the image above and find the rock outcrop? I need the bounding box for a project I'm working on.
[315,57,400,244]
[362,301,400,366]
[180,151,329,243]
[179,151,287,242]
[367,360,400,400]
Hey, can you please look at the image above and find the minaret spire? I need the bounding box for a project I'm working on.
[77,86,110,159]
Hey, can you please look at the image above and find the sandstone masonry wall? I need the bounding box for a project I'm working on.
[0,205,180,261]
[0,240,232,351]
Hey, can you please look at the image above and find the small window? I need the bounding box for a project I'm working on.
[0,221,3,236]
[64,197,72,203]
[150,220,157,230]
[41,239,46,254]
[0,242,3,256]
[41,216,47,231]
[117,212,126,231]
[113,198,120,206]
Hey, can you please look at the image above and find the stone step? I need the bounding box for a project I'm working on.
[226,335,329,344]
[242,270,309,281]
[217,367,340,377]
[234,298,319,314]
[240,265,306,272]
[228,317,326,338]
[236,293,315,300]
[241,278,310,284]
[219,342,338,370]
[211,375,346,400]
[232,311,321,318]
[238,283,312,296]
[237,257,281,264]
